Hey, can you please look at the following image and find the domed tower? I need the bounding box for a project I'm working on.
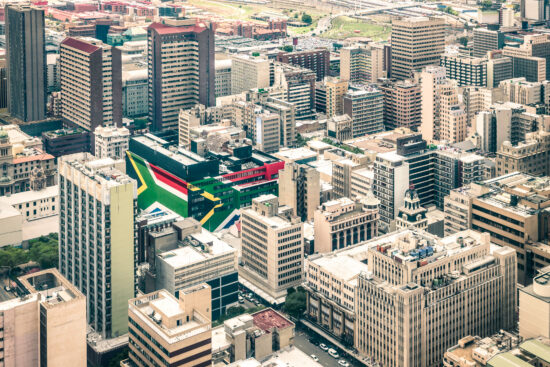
[396,186,428,231]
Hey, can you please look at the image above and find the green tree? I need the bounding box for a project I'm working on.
[480,0,493,9]
[458,36,469,47]
[282,45,294,52]
[134,118,148,130]
[302,13,313,24]
[0,247,29,271]
[284,287,306,318]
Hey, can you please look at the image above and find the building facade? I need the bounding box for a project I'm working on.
[343,88,384,138]
[313,196,379,253]
[379,79,422,131]
[355,229,516,367]
[279,162,320,222]
[240,195,303,303]
[59,153,137,338]
[128,285,212,367]
[5,5,46,122]
[60,37,122,131]
[93,126,130,160]
[148,19,215,131]
[391,17,445,80]
[277,48,330,82]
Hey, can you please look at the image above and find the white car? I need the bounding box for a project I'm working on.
[310,354,319,362]
[328,349,340,359]
[319,343,329,351]
[338,360,350,367]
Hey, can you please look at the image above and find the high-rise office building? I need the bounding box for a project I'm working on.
[390,17,445,80]
[240,194,303,303]
[273,63,316,120]
[5,5,46,122]
[254,111,280,153]
[279,162,320,222]
[355,229,516,367]
[277,48,330,82]
[417,65,452,142]
[128,284,212,367]
[340,44,385,84]
[215,58,232,97]
[379,79,422,131]
[440,54,488,87]
[486,52,513,88]
[439,87,468,143]
[231,54,270,95]
[60,37,122,131]
[503,34,550,82]
[434,149,485,208]
[521,0,550,21]
[373,151,409,231]
[0,269,87,366]
[148,19,215,131]
[343,87,384,138]
[473,28,504,58]
[325,77,348,118]
[59,153,137,338]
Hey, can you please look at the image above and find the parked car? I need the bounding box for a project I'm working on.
[338,360,350,367]
[328,349,340,359]
[238,296,244,304]
[310,354,319,362]
[319,343,329,351]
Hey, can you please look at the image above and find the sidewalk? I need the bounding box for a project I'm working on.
[300,319,376,367]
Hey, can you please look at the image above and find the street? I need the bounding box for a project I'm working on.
[294,329,361,367]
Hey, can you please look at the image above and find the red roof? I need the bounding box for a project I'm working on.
[252,308,293,332]
[148,21,207,35]
[61,37,100,54]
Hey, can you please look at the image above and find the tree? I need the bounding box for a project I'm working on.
[284,287,306,318]
[0,247,29,271]
[282,45,294,52]
[28,233,58,269]
[302,13,313,24]
[134,118,148,130]
[458,36,469,47]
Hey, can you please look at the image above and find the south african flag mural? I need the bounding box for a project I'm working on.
[126,151,284,232]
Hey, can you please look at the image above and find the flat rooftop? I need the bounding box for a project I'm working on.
[252,308,293,332]
[158,229,235,269]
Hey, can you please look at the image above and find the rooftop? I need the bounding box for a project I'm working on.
[157,229,235,269]
[252,308,293,332]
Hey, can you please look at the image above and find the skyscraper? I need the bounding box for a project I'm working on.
[343,87,384,137]
[5,5,46,122]
[379,79,422,131]
[391,17,445,80]
[59,153,137,338]
[60,37,122,131]
[473,28,504,58]
[148,19,215,131]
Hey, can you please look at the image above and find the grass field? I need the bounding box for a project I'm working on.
[188,0,328,32]
[320,16,391,40]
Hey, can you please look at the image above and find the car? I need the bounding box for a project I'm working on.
[328,349,340,359]
[338,360,350,367]
[319,343,329,351]
[310,354,319,362]
[238,296,244,304]
[4,286,10,292]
